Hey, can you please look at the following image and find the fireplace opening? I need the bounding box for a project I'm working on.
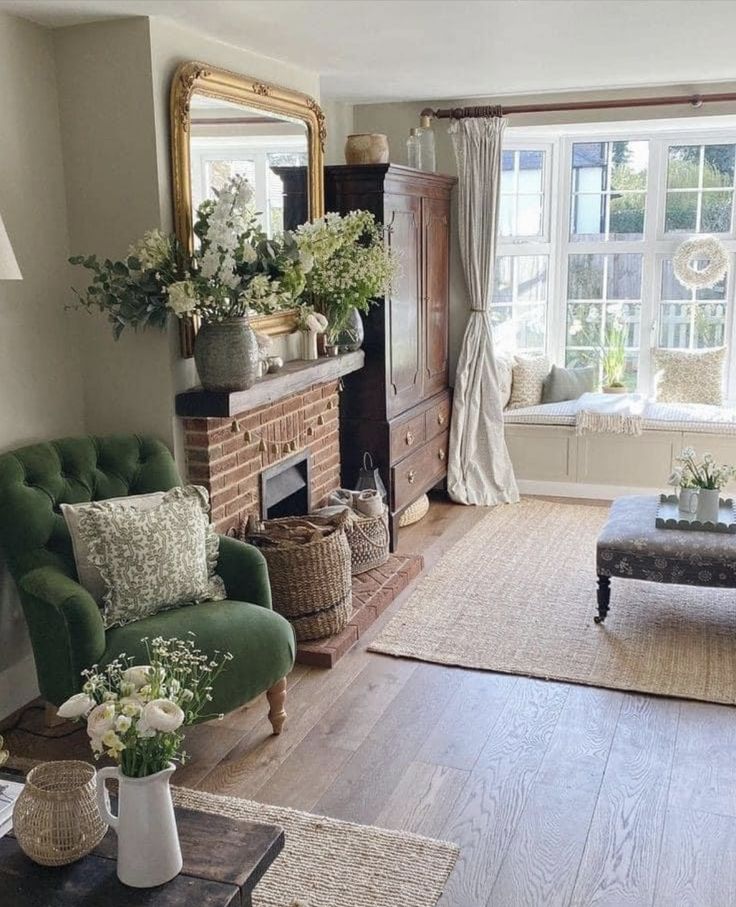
[260,450,311,519]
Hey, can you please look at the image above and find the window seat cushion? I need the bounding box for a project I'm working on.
[504,400,736,435]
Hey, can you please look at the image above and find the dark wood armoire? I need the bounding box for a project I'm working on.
[323,165,456,549]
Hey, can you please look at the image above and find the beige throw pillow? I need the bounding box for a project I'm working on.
[652,347,726,405]
[69,486,226,628]
[508,354,551,409]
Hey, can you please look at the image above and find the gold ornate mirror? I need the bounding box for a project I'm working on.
[170,62,326,357]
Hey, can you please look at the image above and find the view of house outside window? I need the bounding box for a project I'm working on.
[494,128,736,397]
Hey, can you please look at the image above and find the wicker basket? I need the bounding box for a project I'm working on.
[238,513,353,641]
[345,509,390,575]
[13,761,107,866]
[399,493,430,527]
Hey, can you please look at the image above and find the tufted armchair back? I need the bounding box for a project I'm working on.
[0,435,181,583]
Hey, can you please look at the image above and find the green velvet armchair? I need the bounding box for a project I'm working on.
[0,434,295,733]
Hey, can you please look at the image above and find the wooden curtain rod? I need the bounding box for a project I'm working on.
[420,91,736,121]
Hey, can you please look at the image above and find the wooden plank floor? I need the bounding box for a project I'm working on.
[6,495,736,906]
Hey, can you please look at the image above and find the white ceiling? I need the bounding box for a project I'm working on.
[4,0,736,103]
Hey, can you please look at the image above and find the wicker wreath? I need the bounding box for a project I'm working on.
[673,236,729,290]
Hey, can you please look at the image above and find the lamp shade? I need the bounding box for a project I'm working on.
[0,211,22,280]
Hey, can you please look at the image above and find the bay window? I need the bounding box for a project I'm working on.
[494,126,736,400]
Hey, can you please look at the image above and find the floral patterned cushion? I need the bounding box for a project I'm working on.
[597,495,736,587]
[652,347,726,405]
[61,491,166,604]
[75,485,226,628]
[508,354,551,410]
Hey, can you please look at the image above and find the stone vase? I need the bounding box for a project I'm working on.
[96,763,182,888]
[194,318,258,392]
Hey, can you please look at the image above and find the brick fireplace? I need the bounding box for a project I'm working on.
[176,354,364,534]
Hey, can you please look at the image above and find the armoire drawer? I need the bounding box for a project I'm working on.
[425,393,451,440]
[389,412,427,464]
[392,431,449,511]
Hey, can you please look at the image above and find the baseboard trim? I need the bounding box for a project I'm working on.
[518,479,663,500]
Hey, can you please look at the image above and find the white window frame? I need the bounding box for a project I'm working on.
[502,124,736,401]
[495,141,555,355]
[190,135,307,235]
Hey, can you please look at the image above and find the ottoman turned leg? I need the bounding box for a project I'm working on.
[595,574,611,624]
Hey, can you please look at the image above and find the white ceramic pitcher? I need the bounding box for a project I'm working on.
[96,762,182,888]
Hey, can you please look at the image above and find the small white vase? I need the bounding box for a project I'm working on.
[96,763,182,888]
[696,488,720,525]
[678,487,699,514]
[301,330,319,360]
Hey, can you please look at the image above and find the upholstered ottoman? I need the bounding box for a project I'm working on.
[595,495,736,623]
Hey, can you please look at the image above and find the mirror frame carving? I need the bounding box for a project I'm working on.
[170,61,326,357]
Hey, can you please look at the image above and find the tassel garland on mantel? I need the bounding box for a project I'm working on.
[229,397,336,456]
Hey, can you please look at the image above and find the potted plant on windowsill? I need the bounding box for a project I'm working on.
[69,176,309,392]
[599,316,628,394]
[294,210,396,352]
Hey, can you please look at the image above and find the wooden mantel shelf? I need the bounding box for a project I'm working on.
[176,350,365,418]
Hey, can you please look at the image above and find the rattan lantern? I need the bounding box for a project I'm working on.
[13,761,107,866]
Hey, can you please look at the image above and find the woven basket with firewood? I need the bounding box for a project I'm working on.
[232,512,352,641]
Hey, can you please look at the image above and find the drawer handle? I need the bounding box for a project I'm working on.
[438,448,445,461]
[407,469,416,484]
[437,413,446,426]
[405,431,414,446]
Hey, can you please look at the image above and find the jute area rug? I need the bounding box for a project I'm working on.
[175,788,458,907]
[4,758,457,906]
[370,499,736,705]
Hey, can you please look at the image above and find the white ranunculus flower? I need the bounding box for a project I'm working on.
[138,699,185,735]
[122,665,152,690]
[87,702,116,740]
[57,692,95,719]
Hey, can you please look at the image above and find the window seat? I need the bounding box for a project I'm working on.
[504,400,736,435]
[503,400,736,499]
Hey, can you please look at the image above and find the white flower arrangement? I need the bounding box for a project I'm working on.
[295,210,397,341]
[70,176,307,337]
[57,635,232,778]
[673,236,729,290]
[668,447,736,491]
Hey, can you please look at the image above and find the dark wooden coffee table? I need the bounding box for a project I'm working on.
[0,798,284,906]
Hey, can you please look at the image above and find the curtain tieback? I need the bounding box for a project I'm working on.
[470,307,486,312]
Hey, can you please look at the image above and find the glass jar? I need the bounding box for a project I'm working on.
[417,115,436,172]
[406,128,421,169]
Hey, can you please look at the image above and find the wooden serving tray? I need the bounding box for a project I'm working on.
[655,494,736,534]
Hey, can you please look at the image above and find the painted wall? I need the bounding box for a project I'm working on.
[322,99,354,165]
[0,13,325,719]
[0,12,86,717]
[354,85,736,376]
[54,19,174,446]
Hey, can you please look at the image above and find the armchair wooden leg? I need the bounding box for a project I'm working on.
[266,678,287,735]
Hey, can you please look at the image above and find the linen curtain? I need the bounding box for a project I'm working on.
[447,116,519,505]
